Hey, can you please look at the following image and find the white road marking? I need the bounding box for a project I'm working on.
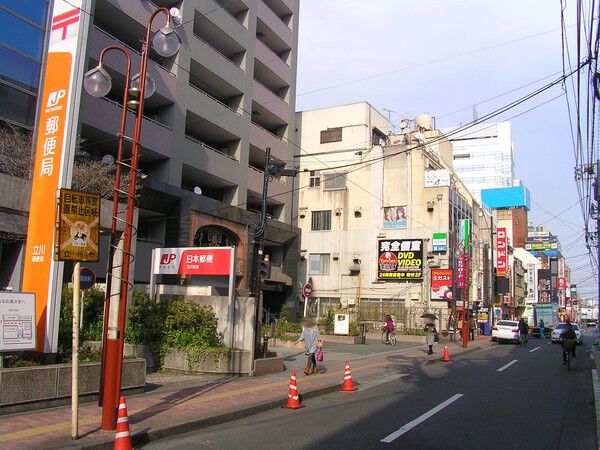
[529,346,541,353]
[547,341,552,345]
[497,360,518,372]
[380,394,463,443]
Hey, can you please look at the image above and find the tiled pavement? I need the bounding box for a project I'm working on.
[0,336,492,449]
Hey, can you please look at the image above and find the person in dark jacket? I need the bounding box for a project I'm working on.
[518,318,528,344]
[468,316,476,341]
[562,323,577,364]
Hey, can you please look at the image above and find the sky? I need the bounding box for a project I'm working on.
[295,0,597,299]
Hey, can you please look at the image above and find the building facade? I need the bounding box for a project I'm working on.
[443,122,515,202]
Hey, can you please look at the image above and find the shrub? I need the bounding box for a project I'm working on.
[277,321,303,334]
[125,291,166,346]
[163,298,221,350]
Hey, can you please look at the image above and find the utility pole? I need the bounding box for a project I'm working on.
[596,159,600,331]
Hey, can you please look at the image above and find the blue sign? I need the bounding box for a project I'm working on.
[481,186,531,210]
[79,267,96,290]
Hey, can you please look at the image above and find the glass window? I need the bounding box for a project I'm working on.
[0,9,45,59]
[323,172,346,190]
[309,253,330,275]
[0,46,40,91]
[311,210,331,231]
[0,83,37,126]
[0,0,48,27]
[309,170,320,187]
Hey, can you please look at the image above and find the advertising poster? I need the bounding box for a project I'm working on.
[56,189,100,262]
[377,239,423,280]
[496,227,507,276]
[424,169,450,187]
[432,233,447,252]
[431,269,453,300]
[0,293,36,351]
[383,206,407,229]
[456,252,467,289]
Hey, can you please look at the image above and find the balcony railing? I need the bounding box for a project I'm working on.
[251,120,285,142]
[189,83,243,117]
[100,96,172,130]
[249,165,286,184]
[193,32,244,72]
[256,36,290,67]
[253,78,289,105]
[261,0,292,30]
[185,134,239,162]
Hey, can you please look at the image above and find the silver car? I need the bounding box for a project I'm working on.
[551,323,583,345]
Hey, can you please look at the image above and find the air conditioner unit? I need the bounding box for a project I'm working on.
[335,208,342,216]
[299,207,308,218]
[332,253,340,260]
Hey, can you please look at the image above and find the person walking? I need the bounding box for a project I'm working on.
[448,313,456,342]
[468,315,476,341]
[383,314,395,343]
[424,322,437,355]
[539,319,545,340]
[296,318,322,375]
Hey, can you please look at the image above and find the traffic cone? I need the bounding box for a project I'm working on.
[114,396,132,450]
[282,371,304,409]
[442,345,452,362]
[339,360,358,392]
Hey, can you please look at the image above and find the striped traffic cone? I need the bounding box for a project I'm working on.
[443,345,452,362]
[339,360,358,392]
[114,396,132,450]
[282,371,305,409]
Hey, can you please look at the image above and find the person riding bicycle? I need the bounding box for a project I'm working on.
[562,322,577,365]
[518,318,528,344]
[383,315,395,343]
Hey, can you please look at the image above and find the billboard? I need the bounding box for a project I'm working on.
[526,263,536,303]
[152,247,233,276]
[424,169,450,187]
[432,233,447,252]
[459,219,470,252]
[56,189,100,262]
[431,269,453,300]
[481,186,531,210]
[383,206,407,229]
[538,269,551,303]
[496,227,508,276]
[21,0,92,353]
[377,239,423,280]
[525,242,558,251]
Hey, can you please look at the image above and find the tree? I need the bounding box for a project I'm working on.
[0,124,33,178]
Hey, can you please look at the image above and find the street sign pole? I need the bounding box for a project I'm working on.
[71,261,81,440]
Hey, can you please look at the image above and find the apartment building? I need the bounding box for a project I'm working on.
[442,122,515,202]
[296,103,492,331]
[2,0,302,316]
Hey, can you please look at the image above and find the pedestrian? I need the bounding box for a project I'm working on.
[539,319,545,340]
[296,318,322,375]
[448,314,456,342]
[468,315,476,341]
[424,322,437,355]
[383,314,395,343]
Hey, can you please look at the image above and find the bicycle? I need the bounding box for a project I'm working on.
[382,329,397,346]
[518,331,528,346]
[563,338,576,371]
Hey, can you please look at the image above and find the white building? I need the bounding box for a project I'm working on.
[442,122,515,202]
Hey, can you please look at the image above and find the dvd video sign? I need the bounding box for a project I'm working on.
[377,239,423,280]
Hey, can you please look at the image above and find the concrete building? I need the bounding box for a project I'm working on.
[295,103,493,331]
[442,122,515,202]
[2,0,302,317]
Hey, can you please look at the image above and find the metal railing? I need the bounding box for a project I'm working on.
[193,32,244,72]
[255,37,290,68]
[189,83,243,117]
[185,134,239,162]
[99,96,172,130]
[253,78,289,105]
[249,165,286,184]
[251,120,285,142]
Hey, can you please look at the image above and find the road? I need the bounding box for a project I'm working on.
[143,337,596,450]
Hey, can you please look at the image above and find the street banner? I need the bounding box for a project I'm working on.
[0,293,36,352]
[377,239,423,280]
[456,252,467,289]
[557,277,566,290]
[496,228,507,276]
[431,269,453,300]
[21,0,92,353]
[56,189,100,262]
[459,219,470,252]
[432,233,447,252]
[526,263,536,303]
[152,247,233,276]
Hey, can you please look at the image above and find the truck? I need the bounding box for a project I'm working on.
[524,304,558,338]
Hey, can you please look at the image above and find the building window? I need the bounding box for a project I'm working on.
[323,172,347,190]
[311,210,331,231]
[318,297,341,316]
[320,127,342,143]
[309,253,330,275]
[309,170,320,187]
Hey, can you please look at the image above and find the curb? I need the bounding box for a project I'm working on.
[590,345,600,449]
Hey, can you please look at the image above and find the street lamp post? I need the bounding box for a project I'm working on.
[83,7,181,430]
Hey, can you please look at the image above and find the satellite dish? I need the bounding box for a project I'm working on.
[101,154,115,165]
[193,186,202,195]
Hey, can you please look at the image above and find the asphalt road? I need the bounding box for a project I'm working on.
[143,337,597,450]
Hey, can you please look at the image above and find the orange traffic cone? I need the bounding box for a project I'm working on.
[283,371,305,409]
[114,396,132,450]
[339,360,358,392]
[442,345,452,362]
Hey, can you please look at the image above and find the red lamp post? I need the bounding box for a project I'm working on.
[83,7,181,430]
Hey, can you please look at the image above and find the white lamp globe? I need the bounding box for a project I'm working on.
[83,65,112,97]
[152,26,181,58]
[131,73,156,99]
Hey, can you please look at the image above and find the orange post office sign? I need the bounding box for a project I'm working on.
[56,189,100,262]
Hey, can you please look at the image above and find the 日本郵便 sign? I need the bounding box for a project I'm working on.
[377,239,423,280]
[153,247,233,276]
[56,189,100,262]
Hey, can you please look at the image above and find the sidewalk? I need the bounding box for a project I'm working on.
[0,336,491,449]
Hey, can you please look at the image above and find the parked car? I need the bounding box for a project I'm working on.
[491,320,520,343]
[587,320,597,328]
[551,323,583,345]
[530,325,552,339]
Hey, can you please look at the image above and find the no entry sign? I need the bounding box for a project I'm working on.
[75,267,96,290]
[303,283,313,298]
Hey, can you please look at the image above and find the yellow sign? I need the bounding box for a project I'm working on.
[56,189,100,262]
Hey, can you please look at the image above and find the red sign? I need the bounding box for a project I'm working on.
[557,277,566,289]
[431,269,453,300]
[303,283,313,298]
[456,253,467,289]
[496,228,507,277]
[154,247,232,276]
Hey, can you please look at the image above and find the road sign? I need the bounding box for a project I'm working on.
[303,283,313,298]
[56,189,101,262]
[78,267,96,291]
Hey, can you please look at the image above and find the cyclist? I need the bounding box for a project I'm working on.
[518,317,528,345]
[562,322,577,365]
[383,315,395,344]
